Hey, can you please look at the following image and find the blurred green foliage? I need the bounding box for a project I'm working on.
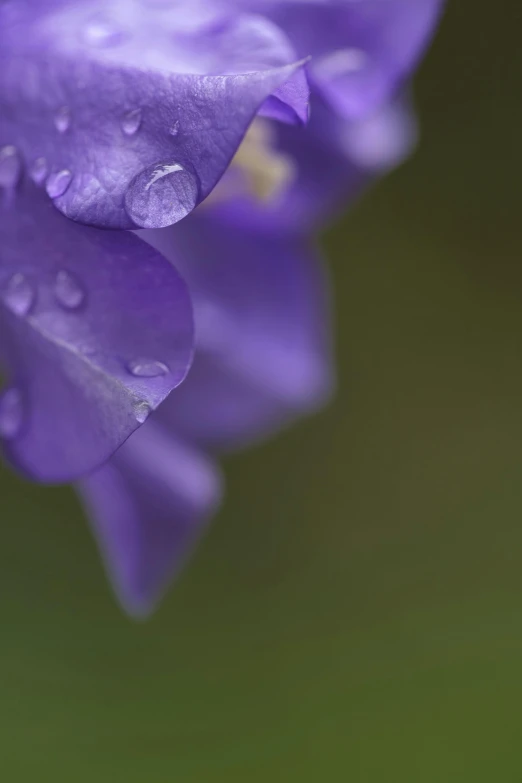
[2,2,522,780]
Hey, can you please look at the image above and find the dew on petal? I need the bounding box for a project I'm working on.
[127,358,169,378]
[83,15,125,48]
[169,120,180,137]
[125,161,199,229]
[29,156,49,185]
[54,106,71,133]
[133,400,152,424]
[0,387,24,439]
[54,269,85,310]
[121,108,142,136]
[46,169,73,198]
[0,145,22,188]
[2,273,35,316]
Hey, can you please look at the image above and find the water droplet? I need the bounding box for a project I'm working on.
[133,400,152,424]
[83,15,125,48]
[29,156,48,185]
[46,169,72,199]
[121,108,142,137]
[0,145,22,188]
[0,387,23,439]
[2,273,35,316]
[124,160,199,228]
[127,358,169,378]
[54,270,85,310]
[54,106,71,133]
[169,120,180,137]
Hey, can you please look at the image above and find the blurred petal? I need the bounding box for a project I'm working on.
[240,0,444,117]
[146,212,333,449]
[211,96,416,231]
[0,1,309,228]
[0,181,193,482]
[77,422,222,617]
[339,95,417,170]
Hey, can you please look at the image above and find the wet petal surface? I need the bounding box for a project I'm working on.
[0,180,194,481]
[0,0,309,228]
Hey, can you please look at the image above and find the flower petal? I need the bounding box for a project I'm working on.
[0,1,309,228]
[259,65,311,125]
[145,212,333,449]
[0,181,194,482]
[77,422,222,617]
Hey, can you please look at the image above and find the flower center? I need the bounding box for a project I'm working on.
[207,119,295,207]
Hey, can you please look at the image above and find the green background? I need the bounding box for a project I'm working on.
[2,2,522,779]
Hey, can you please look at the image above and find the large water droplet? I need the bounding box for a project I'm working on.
[0,387,23,439]
[121,108,142,137]
[54,270,85,310]
[169,120,180,137]
[124,161,199,228]
[83,15,125,48]
[0,145,22,188]
[127,358,169,378]
[2,273,35,316]
[133,400,152,424]
[46,169,72,199]
[29,157,48,185]
[54,106,71,133]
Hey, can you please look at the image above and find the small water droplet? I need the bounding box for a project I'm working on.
[127,358,169,378]
[121,108,142,137]
[54,106,71,133]
[83,15,125,48]
[125,160,199,228]
[0,145,22,188]
[133,400,152,424]
[0,387,23,439]
[2,273,35,316]
[29,156,48,185]
[46,169,72,199]
[54,270,85,310]
[169,120,180,137]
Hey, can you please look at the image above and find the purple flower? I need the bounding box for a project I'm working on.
[0,0,443,614]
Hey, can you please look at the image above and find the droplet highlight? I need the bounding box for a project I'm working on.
[54,270,85,310]
[0,145,22,188]
[46,169,72,199]
[54,106,71,133]
[29,157,48,185]
[0,387,23,439]
[169,120,180,137]
[121,108,142,137]
[2,273,35,316]
[127,358,169,378]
